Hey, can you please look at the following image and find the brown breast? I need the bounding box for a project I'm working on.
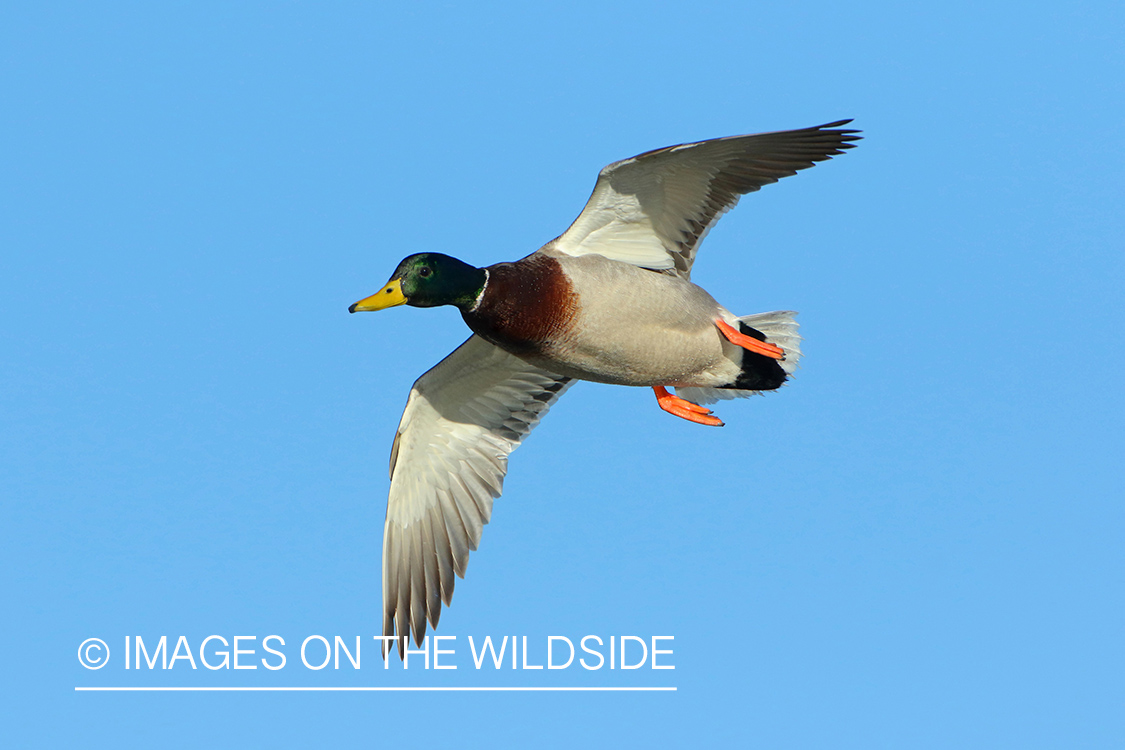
[462,254,578,357]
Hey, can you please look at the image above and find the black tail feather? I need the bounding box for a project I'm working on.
[724,322,788,391]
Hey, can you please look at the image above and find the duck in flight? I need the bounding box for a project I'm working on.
[350,120,860,657]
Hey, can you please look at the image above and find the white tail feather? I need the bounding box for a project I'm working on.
[675,311,802,405]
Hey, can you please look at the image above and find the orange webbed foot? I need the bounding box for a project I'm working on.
[715,318,785,360]
[653,386,724,427]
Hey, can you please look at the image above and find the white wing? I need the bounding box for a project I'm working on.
[549,120,860,278]
[381,335,572,655]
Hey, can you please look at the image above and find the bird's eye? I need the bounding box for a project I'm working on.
[419,267,432,278]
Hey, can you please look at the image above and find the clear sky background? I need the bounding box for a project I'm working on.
[3,1,1122,747]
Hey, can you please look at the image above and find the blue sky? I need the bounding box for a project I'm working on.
[3,1,1122,746]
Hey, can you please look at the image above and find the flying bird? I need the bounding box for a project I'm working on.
[350,120,860,657]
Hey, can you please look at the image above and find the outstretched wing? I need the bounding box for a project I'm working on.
[548,120,860,278]
[381,335,572,656]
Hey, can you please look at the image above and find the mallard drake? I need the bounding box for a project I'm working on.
[351,120,860,656]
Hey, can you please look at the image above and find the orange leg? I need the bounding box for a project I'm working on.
[652,386,724,427]
[715,318,785,360]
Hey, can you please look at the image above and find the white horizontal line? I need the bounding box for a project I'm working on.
[75,686,676,692]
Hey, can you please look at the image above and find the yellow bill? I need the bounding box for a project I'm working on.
[349,279,406,313]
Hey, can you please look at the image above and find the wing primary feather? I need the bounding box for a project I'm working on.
[420,514,441,629]
[428,504,456,606]
[409,530,427,647]
[381,523,397,655]
[394,531,410,656]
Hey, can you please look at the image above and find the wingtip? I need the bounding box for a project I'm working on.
[818,118,863,143]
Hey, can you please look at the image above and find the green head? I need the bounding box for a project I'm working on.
[349,253,487,313]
